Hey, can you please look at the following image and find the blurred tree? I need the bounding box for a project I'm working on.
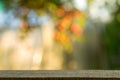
[20,0,62,8]
[2,0,86,70]
[0,0,5,10]
[2,0,62,15]
[104,1,120,69]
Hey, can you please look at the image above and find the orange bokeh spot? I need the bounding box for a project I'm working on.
[59,34,70,43]
[54,30,61,41]
[64,14,72,21]
[71,24,83,35]
[57,15,72,31]
[57,23,65,31]
[22,21,28,29]
[74,10,84,18]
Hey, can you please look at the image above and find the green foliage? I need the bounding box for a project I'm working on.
[104,5,120,69]
[3,0,63,9]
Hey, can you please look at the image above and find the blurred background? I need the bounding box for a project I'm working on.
[0,0,120,70]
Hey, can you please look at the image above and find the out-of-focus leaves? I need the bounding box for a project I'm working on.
[3,0,64,11]
[104,5,120,69]
[19,0,62,9]
[87,0,94,5]
[54,8,86,52]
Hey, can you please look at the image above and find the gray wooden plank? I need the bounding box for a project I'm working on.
[0,70,119,78]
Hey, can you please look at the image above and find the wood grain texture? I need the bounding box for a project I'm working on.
[0,70,119,78]
[0,78,119,80]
